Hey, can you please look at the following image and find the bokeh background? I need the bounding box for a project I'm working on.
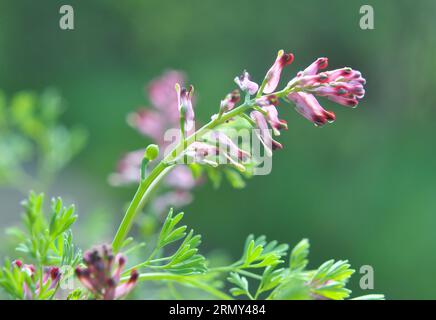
[1,0,435,299]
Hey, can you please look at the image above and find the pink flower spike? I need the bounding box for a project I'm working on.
[263,50,294,94]
[287,92,336,126]
[234,70,259,95]
[176,84,195,134]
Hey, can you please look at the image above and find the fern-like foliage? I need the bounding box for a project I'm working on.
[0,192,81,299]
[118,210,385,300]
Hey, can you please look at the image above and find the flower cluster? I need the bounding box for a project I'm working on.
[110,51,365,208]
[13,260,61,300]
[250,50,365,128]
[75,245,138,300]
[174,50,365,169]
[287,57,366,126]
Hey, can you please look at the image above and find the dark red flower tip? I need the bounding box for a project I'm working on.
[230,90,241,103]
[341,68,353,76]
[272,140,283,150]
[13,260,23,268]
[106,278,116,288]
[324,111,336,122]
[118,256,126,267]
[50,267,60,280]
[312,115,328,126]
[317,58,329,69]
[129,269,139,283]
[267,95,280,106]
[75,267,83,276]
[347,99,359,107]
[279,52,294,66]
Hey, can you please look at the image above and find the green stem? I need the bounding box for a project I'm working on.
[123,273,233,300]
[112,162,172,252]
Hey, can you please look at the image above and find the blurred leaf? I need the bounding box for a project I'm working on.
[289,239,309,272]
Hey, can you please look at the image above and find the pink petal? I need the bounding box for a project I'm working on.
[263,51,294,94]
[287,92,335,126]
[234,70,259,95]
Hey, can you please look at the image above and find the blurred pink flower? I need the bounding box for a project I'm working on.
[148,70,185,121]
[75,245,138,300]
[111,70,201,212]
[165,166,197,190]
[152,190,193,213]
[127,70,188,144]
[127,109,165,143]
[13,260,60,300]
[109,150,145,186]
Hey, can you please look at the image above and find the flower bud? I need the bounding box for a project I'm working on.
[263,50,294,94]
[234,70,259,95]
[145,144,159,161]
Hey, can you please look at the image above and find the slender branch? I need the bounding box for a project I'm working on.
[122,273,233,300]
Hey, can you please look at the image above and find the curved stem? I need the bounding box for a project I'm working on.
[112,162,172,252]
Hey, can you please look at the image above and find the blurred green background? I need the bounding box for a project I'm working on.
[1,0,436,299]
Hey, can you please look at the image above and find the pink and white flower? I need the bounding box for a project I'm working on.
[263,50,294,94]
[234,70,259,95]
[176,84,195,134]
[286,57,366,126]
